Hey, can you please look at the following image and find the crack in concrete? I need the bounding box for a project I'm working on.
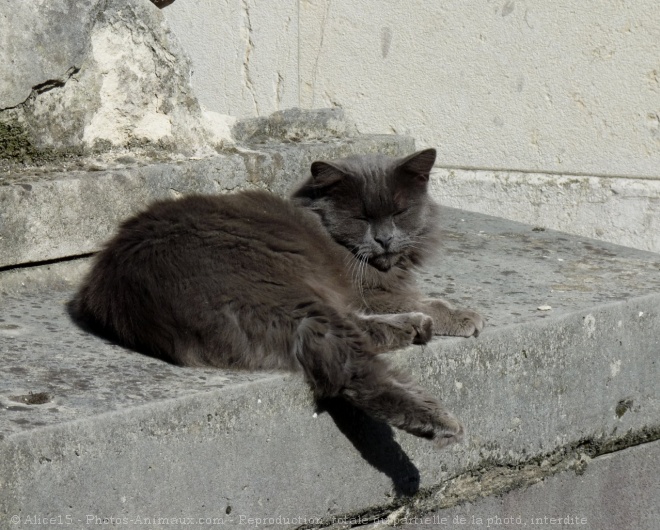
[276,72,285,109]
[0,67,81,113]
[32,67,80,95]
[296,426,660,529]
[0,253,95,275]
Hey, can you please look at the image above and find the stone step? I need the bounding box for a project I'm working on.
[1,207,658,526]
[382,440,660,530]
[0,129,411,268]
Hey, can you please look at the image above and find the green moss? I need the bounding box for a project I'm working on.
[0,120,84,166]
[10,392,52,405]
[0,121,36,160]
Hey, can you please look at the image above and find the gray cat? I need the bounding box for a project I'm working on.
[72,148,484,448]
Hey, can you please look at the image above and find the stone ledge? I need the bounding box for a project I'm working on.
[382,439,660,530]
[431,167,660,254]
[1,208,658,525]
[0,134,412,268]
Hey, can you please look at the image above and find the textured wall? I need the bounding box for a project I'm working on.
[163,0,299,117]
[298,1,660,178]
[164,1,660,178]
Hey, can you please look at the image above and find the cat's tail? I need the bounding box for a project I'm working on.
[293,307,463,449]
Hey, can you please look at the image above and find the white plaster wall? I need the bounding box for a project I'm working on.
[163,0,299,117]
[298,0,660,179]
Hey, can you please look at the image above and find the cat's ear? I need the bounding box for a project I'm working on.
[310,161,347,188]
[396,148,437,186]
[291,161,347,201]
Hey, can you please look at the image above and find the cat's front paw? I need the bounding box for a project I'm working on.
[423,299,486,338]
[385,312,434,346]
[450,309,485,338]
[411,313,434,345]
[432,411,464,449]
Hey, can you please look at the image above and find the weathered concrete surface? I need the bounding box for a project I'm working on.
[301,1,660,179]
[0,0,213,155]
[162,0,299,118]
[385,441,660,530]
[1,208,658,527]
[232,107,358,144]
[0,0,102,110]
[431,167,660,254]
[165,1,660,178]
[0,133,412,268]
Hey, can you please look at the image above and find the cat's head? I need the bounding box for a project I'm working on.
[291,149,440,272]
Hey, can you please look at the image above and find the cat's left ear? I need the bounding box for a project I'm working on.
[396,148,437,185]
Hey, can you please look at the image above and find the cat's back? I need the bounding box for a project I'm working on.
[83,190,348,302]
[73,189,352,363]
[109,190,331,259]
[118,191,309,241]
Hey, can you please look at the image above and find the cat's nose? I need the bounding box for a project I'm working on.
[375,234,393,250]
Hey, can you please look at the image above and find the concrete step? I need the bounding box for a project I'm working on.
[1,206,659,528]
[378,440,660,530]
[0,131,411,268]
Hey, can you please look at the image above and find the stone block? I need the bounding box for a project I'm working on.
[0,133,413,268]
[0,0,213,156]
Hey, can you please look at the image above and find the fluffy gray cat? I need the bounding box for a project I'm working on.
[72,148,484,448]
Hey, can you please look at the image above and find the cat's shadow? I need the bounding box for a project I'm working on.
[317,398,420,497]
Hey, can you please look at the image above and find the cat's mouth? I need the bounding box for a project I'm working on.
[369,252,402,272]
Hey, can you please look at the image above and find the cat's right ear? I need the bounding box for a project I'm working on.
[310,161,347,188]
[290,161,347,201]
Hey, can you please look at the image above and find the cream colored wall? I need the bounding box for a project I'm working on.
[298,0,660,178]
[163,0,299,117]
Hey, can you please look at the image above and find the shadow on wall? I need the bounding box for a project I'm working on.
[318,397,421,497]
